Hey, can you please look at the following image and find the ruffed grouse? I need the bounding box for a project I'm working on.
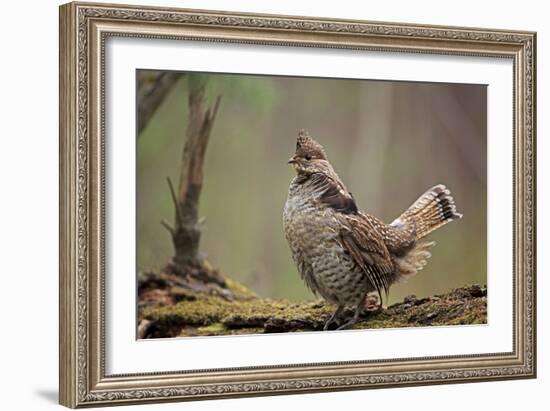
[283,130,462,331]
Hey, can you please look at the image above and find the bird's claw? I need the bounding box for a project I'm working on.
[323,306,345,331]
[335,318,358,330]
[323,317,339,331]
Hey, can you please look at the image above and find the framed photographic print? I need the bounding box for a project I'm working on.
[59,1,536,408]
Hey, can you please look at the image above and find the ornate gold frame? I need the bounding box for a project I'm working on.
[59,1,536,408]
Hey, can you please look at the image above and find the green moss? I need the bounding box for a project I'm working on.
[142,295,332,327]
[224,277,258,300]
[196,323,227,334]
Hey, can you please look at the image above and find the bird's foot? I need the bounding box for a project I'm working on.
[323,318,339,331]
[335,304,365,330]
[323,306,345,331]
[335,317,359,330]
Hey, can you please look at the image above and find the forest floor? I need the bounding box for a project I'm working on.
[137,271,487,338]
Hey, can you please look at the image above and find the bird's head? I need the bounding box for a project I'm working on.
[288,129,331,176]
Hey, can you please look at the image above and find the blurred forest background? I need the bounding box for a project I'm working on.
[137,70,487,304]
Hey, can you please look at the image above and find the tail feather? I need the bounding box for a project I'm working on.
[393,184,462,240]
[390,184,462,283]
[393,240,435,281]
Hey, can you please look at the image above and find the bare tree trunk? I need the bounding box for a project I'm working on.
[161,75,223,285]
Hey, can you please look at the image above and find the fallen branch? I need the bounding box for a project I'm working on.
[138,283,487,338]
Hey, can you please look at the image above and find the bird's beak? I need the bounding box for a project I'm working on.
[288,156,297,164]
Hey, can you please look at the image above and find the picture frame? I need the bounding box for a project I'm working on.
[59,1,536,408]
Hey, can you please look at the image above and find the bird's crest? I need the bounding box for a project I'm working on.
[296,129,328,160]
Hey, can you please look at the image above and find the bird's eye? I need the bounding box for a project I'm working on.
[305,155,312,161]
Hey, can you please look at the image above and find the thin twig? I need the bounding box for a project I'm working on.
[166,176,184,225]
[210,95,222,124]
[161,219,175,235]
[201,95,222,136]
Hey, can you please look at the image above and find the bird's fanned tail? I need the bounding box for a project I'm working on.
[393,184,463,240]
[389,184,462,282]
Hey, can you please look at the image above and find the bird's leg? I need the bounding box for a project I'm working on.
[336,301,364,330]
[323,305,345,331]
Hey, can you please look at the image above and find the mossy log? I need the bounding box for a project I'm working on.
[138,275,487,338]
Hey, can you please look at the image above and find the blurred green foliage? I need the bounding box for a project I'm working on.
[137,71,487,304]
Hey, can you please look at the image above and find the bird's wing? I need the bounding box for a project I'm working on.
[309,172,358,214]
[335,212,395,302]
[307,172,394,301]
